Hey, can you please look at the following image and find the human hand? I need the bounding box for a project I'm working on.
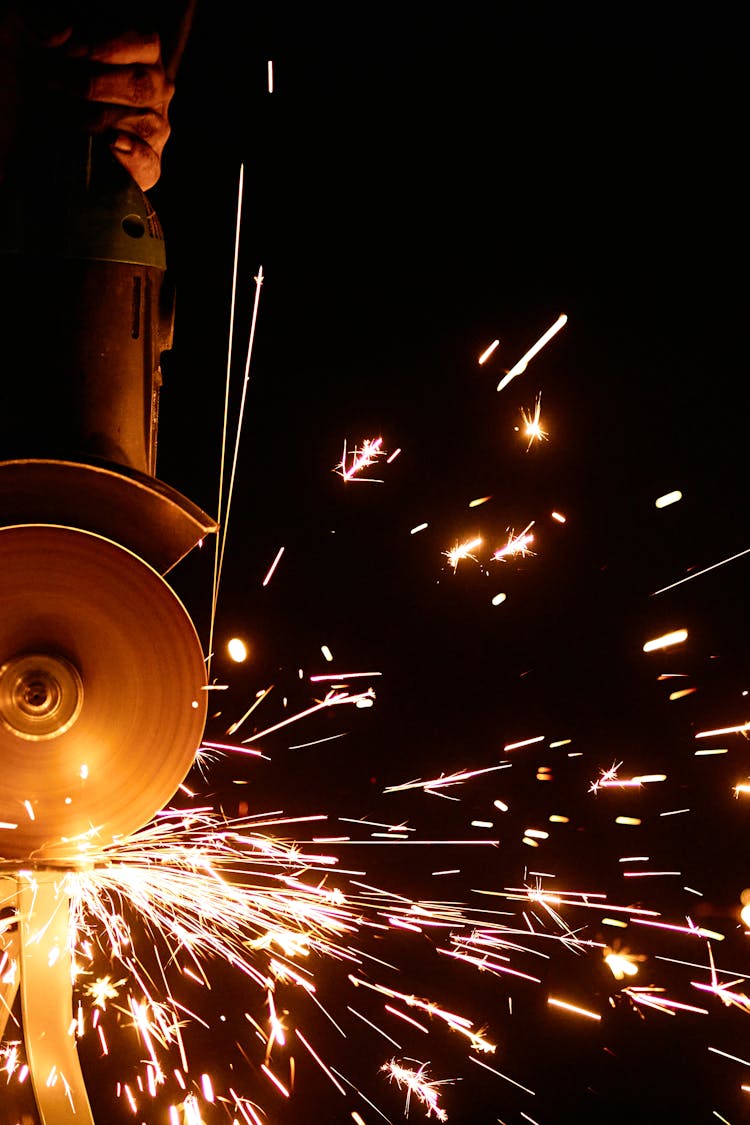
[50,26,174,191]
[0,11,174,191]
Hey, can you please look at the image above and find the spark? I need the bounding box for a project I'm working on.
[85,975,125,1010]
[551,510,566,523]
[337,437,386,482]
[383,1059,451,1121]
[262,546,285,587]
[696,722,750,739]
[469,495,492,508]
[386,447,401,463]
[623,988,708,1016]
[497,314,567,392]
[310,671,382,682]
[493,523,535,561]
[708,1047,750,1067]
[226,685,274,737]
[349,976,495,1053]
[547,997,601,1021]
[631,917,724,941]
[504,735,544,752]
[209,258,264,679]
[519,394,548,450]
[491,592,507,606]
[655,490,682,508]
[443,536,482,571]
[478,339,500,364]
[267,60,274,92]
[289,733,348,750]
[241,688,375,742]
[603,949,641,979]
[227,638,248,663]
[652,545,750,595]
[260,1063,290,1097]
[384,763,511,794]
[469,1055,535,1095]
[590,763,658,794]
[643,629,688,652]
[295,1029,346,1094]
[347,1006,402,1049]
[411,522,429,534]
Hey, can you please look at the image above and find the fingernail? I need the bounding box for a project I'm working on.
[112,133,134,154]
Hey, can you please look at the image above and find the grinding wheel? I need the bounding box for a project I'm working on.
[0,525,207,861]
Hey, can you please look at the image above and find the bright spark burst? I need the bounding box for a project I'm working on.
[337,437,386,482]
[519,394,548,450]
[493,522,535,561]
[443,536,482,571]
[604,948,642,980]
[383,1059,452,1121]
[85,975,126,1010]
[589,762,642,795]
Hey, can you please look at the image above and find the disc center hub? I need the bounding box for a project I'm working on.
[0,653,83,740]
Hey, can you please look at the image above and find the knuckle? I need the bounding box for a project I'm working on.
[129,65,156,104]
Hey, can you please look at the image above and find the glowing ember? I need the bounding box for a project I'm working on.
[642,628,688,652]
[227,637,248,663]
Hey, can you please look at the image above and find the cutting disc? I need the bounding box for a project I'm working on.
[0,525,207,861]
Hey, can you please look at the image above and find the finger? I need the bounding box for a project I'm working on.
[82,64,173,110]
[109,132,162,191]
[64,30,162,67]
[77,105,170,155]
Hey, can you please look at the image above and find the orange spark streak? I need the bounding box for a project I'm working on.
[652,545,750,595]
[241,689,374,742]
[294,1029,346,1094]
[262,546,285,587]
[497,313,567,391]
[469,1054,536,1095]
[384,762,510,794]
[479,339,500,364]
[504,735,544,751]
[260,1063,290,1097]
[695,721,750,739]
[548,997,601,1020]
[643,629,688,652]
[385,1004,429,1033]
